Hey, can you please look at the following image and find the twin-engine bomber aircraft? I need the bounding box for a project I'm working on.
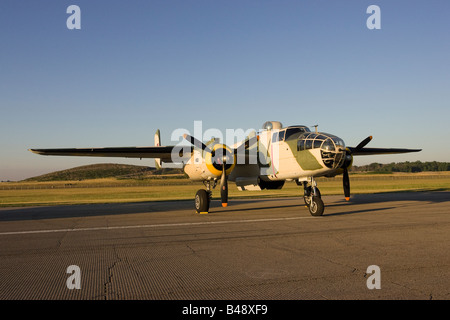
[29,121,421,216]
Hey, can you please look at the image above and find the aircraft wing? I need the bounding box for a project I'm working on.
[29,146,193,163]
[348,147,422,156]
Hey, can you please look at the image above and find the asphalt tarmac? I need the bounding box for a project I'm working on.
[0,191,449,300]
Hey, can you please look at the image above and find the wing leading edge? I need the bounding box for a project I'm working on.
[28,146,192,163]
[348,147,422,156]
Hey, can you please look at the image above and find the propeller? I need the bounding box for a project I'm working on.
[211,146,231,207]
[343,167,351,201]
[342,136,372,201]
[220,159,228,207]
[354,136,373,151]
[183,133,256,207]
[183,134,212,153]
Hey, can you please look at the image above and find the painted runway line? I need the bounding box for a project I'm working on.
[0,216,316,236]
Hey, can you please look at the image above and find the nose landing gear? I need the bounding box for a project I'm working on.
[308,196,324,216]
[301,178,324,216]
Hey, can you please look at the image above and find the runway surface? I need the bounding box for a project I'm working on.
[0,191,449,300]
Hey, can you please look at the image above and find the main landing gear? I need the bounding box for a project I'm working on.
[194,181,215,214]
[301,178,324,216]
[195,178,325,216]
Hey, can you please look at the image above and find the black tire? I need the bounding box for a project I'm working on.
[309,196,324,216]
[195,189,210,213]
[314,188,321,198]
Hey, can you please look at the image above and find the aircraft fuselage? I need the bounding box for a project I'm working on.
[183,124,348,188]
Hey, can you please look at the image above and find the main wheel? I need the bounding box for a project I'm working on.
[308,196,324,216]
[195,189,210,213]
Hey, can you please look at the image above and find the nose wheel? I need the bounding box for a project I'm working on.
[302,179,324,216]
[308,196,324,216]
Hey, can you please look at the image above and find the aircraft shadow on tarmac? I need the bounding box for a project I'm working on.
[211,202,396,217]
[322,191,450,217]
[341,190,450,205]
[0,191,448,222]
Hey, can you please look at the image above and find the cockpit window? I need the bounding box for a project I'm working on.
[332,137,345,148]
[322,139,335,152]
[271,131,278,143]
[298,139,305,151]
[305,139,313,149]
[272,130,286,142]
[278,130,285,141]
[284,127,309,140]
[314,140,322,149]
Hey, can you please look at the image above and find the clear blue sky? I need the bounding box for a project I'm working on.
[1,0,449,180]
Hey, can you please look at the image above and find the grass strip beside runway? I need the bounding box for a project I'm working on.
[1,172,450,207]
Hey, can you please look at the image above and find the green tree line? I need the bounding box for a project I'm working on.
[351,161,450,173]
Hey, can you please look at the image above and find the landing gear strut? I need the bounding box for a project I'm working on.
[194,180,214,214]
[301,178,324,216]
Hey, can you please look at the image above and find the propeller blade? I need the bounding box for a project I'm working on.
[354,136,373,151]
[343,167,350,201]
[220,165,228,207]
[234,132,258,155]
[183,134,212,153]
[340,136,371,201]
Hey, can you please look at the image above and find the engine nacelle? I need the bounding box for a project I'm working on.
[184,143,236,181]
[235,176,285,191]
[259,179,285,190]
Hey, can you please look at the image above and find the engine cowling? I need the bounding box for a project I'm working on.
[184,143,236,181]
[204,144,236,177]
[182,133,256,207]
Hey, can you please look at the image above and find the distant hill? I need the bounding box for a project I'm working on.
[24,163,185,182]
[24,161,450,182]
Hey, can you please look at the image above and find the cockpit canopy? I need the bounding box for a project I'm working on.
[264,124,346,169]
[271,126,311,143]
